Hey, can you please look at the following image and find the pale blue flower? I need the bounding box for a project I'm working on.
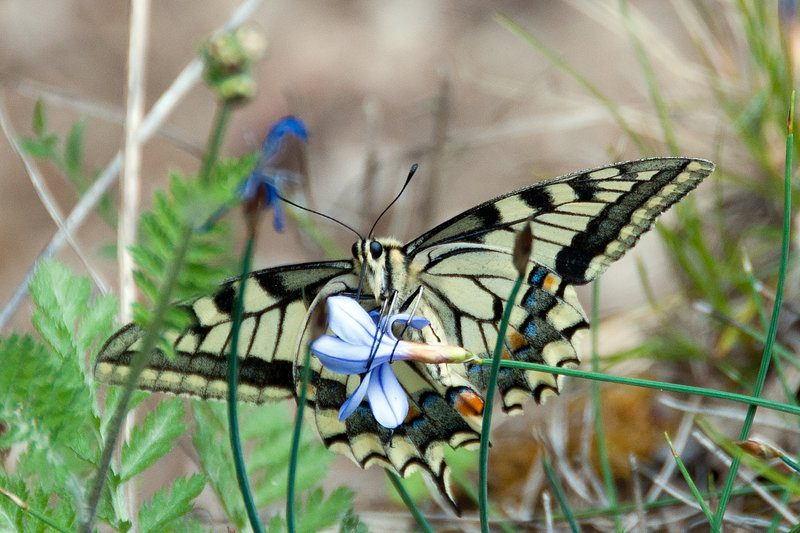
[311,296,471,428]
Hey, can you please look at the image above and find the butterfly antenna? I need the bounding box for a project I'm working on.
[368,163,419,237]
[277,194,363,239]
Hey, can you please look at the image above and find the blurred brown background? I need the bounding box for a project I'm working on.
[0,1,733,530]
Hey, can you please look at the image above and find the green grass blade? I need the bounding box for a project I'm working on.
[664,432,713,523]
[542,455,581,533]
[589,280,621,531]
[713,90,794,529]
[479,274,524,533]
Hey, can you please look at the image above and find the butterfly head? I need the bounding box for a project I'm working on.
[351,237,407,302]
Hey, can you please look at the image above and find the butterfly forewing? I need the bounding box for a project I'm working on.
[95,260,352,402]
[405,157,714,284]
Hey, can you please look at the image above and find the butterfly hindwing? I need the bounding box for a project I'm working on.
[309,360,480,508]
[414,243,587,412]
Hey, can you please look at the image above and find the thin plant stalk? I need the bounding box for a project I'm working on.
[200,101,233,184]
[386,472,435,533]
[475,359,800,418]
[479,273,524,533]
[79,223,193,533]
[713,91,794,530]
[589,280,622,531]
[120,2,149,527]
[227,233,264,533]
[287,346,313,532]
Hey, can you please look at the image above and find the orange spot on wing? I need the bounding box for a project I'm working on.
[507,331,529,352]
[455,390,485,416]
[404,404,422,423]
[543,273,560,293]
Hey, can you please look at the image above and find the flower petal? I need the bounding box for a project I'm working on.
[367,363,409,429]
[326,296,378,346]
[338,373,370,422]
[310,335,371,374]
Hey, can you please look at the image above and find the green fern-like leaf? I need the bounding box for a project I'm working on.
[294,488,354,533]
[339,507,371,533]
[268,488,355,533]
[129,155,256,337]
[120,399,188,482]
[191,402,248,530]
[138,474,206,533]
[0,261,123,530]
[191,399,343,531]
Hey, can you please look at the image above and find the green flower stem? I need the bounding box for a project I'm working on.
[542,455,581,533]
[386,471,435,533]
[474,359,800,418]
[227,233,264,533]
[589,280,622,531]
[199,100,233,184]
[713,91,794,530]
[287,346,313,533]
[479,274,524,533]
[79,223,193,533]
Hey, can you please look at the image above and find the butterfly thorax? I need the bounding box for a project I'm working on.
[351,237,418,304]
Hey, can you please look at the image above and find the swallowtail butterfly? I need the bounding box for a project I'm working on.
[96,157,714,509]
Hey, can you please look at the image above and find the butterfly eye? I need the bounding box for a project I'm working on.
[351,242,359,258]
[369,241,383,259]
